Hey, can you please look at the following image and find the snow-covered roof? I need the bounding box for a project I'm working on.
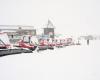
[0,25,34,30]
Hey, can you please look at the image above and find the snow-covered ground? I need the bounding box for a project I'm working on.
[0,40,100,80]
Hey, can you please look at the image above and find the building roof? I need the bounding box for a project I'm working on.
[0,25,34,30]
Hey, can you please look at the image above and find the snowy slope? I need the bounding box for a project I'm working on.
[0,40,100,80]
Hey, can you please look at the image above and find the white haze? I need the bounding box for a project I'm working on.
[0,0,100,36]
[0,0,100,80]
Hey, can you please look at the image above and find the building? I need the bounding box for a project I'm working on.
[43,20,55,38]
[0,25,36,43]
[44,28,54,38]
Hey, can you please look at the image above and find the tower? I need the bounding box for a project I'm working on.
[43,20,55,38]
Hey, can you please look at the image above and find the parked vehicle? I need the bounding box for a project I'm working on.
[54,35,74,47]
[37,39,48,51]
[0,33,32,57]
[64,38,74,46]
[47,38,55,49]
[0,33,11,49]
[17,35,38,51]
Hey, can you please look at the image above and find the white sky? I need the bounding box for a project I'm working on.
[0,0,100,36]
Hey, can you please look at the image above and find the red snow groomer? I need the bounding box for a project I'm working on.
[0,42,10,49]
[37,35,52,51]
[0,33,33,56]
[54,34,74,47]
[63,38,73,46]
[37,36,55,51]
[47,38,55,49]
[37,39,48,51]
[54,34,65,48]
[55,39,64,48]
[18,35,37,51]
[0,33,11,49]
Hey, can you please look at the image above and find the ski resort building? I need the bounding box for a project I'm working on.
[0,25,36,43]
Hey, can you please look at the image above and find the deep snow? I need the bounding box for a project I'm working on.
[0,40,100,80]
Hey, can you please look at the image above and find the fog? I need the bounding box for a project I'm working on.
[0,0,100,80]
[0,0,100,35]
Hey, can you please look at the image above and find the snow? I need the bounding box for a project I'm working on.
[0,40,100,80]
